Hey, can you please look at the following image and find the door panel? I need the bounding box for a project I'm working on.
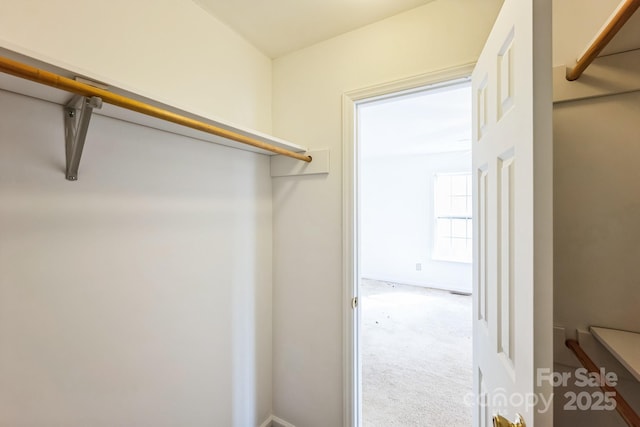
[472,0,553,426]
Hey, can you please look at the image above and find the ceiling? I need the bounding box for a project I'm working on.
[192,0,436,58]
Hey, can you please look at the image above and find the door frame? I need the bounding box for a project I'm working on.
[341,63,476,427]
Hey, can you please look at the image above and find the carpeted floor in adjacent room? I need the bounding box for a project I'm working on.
[361,279,472,427]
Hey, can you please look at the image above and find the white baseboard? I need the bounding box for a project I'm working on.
[259,415,296,427]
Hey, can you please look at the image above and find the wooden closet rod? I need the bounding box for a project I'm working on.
[0,55,312,163]
[566,339,640,426]
[566,0,640,81]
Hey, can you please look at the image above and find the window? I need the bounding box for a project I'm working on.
[433,173,472,263]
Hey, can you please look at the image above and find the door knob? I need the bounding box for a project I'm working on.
[493,413,526,427]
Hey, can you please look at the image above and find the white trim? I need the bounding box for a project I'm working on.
[258,415,297,427]
[270,148,330,177]
[341,90,358,427]
[271,415,296,427]
[259,415,273,427]
[553,49,640,104]
[341,62,476,427]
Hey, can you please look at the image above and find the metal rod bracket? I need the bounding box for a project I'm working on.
[64,95,102,181]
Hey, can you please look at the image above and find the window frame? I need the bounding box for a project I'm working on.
[432,171,473,263]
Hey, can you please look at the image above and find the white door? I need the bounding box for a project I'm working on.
[472,0,553,426]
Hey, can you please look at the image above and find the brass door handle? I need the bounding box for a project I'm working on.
[493,413,526,427]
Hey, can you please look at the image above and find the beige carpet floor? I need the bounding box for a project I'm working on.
[361,279,472,427]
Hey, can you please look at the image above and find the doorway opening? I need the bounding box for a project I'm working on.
[355,79,473,426]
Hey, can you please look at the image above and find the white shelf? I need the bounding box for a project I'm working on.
[591,326,640,382]
[0,46,307,157]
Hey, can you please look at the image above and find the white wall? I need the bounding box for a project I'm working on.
[271,1,503,425]
[0,89,273,426]
[552,0,623,68]
[554,92,640,351]
[0,3,275,425]
[553,91,640,426]
[360,152,472,293]
[552,2,640,425]
[0,0,272,133]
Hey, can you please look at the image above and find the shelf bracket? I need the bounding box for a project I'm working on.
[64,95,102,181]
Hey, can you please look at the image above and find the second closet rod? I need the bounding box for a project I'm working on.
[0,55,312,163]
[566,0,640,81]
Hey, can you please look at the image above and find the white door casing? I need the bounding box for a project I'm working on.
[472,0,553,426]
[342,64,476,427]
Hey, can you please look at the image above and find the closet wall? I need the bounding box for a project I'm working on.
[0,0,273,132]
[271,1,503,425]
[553,1,640,425]
[553,91,640,427]
[554,93,640,345]
[0,1,274,426]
